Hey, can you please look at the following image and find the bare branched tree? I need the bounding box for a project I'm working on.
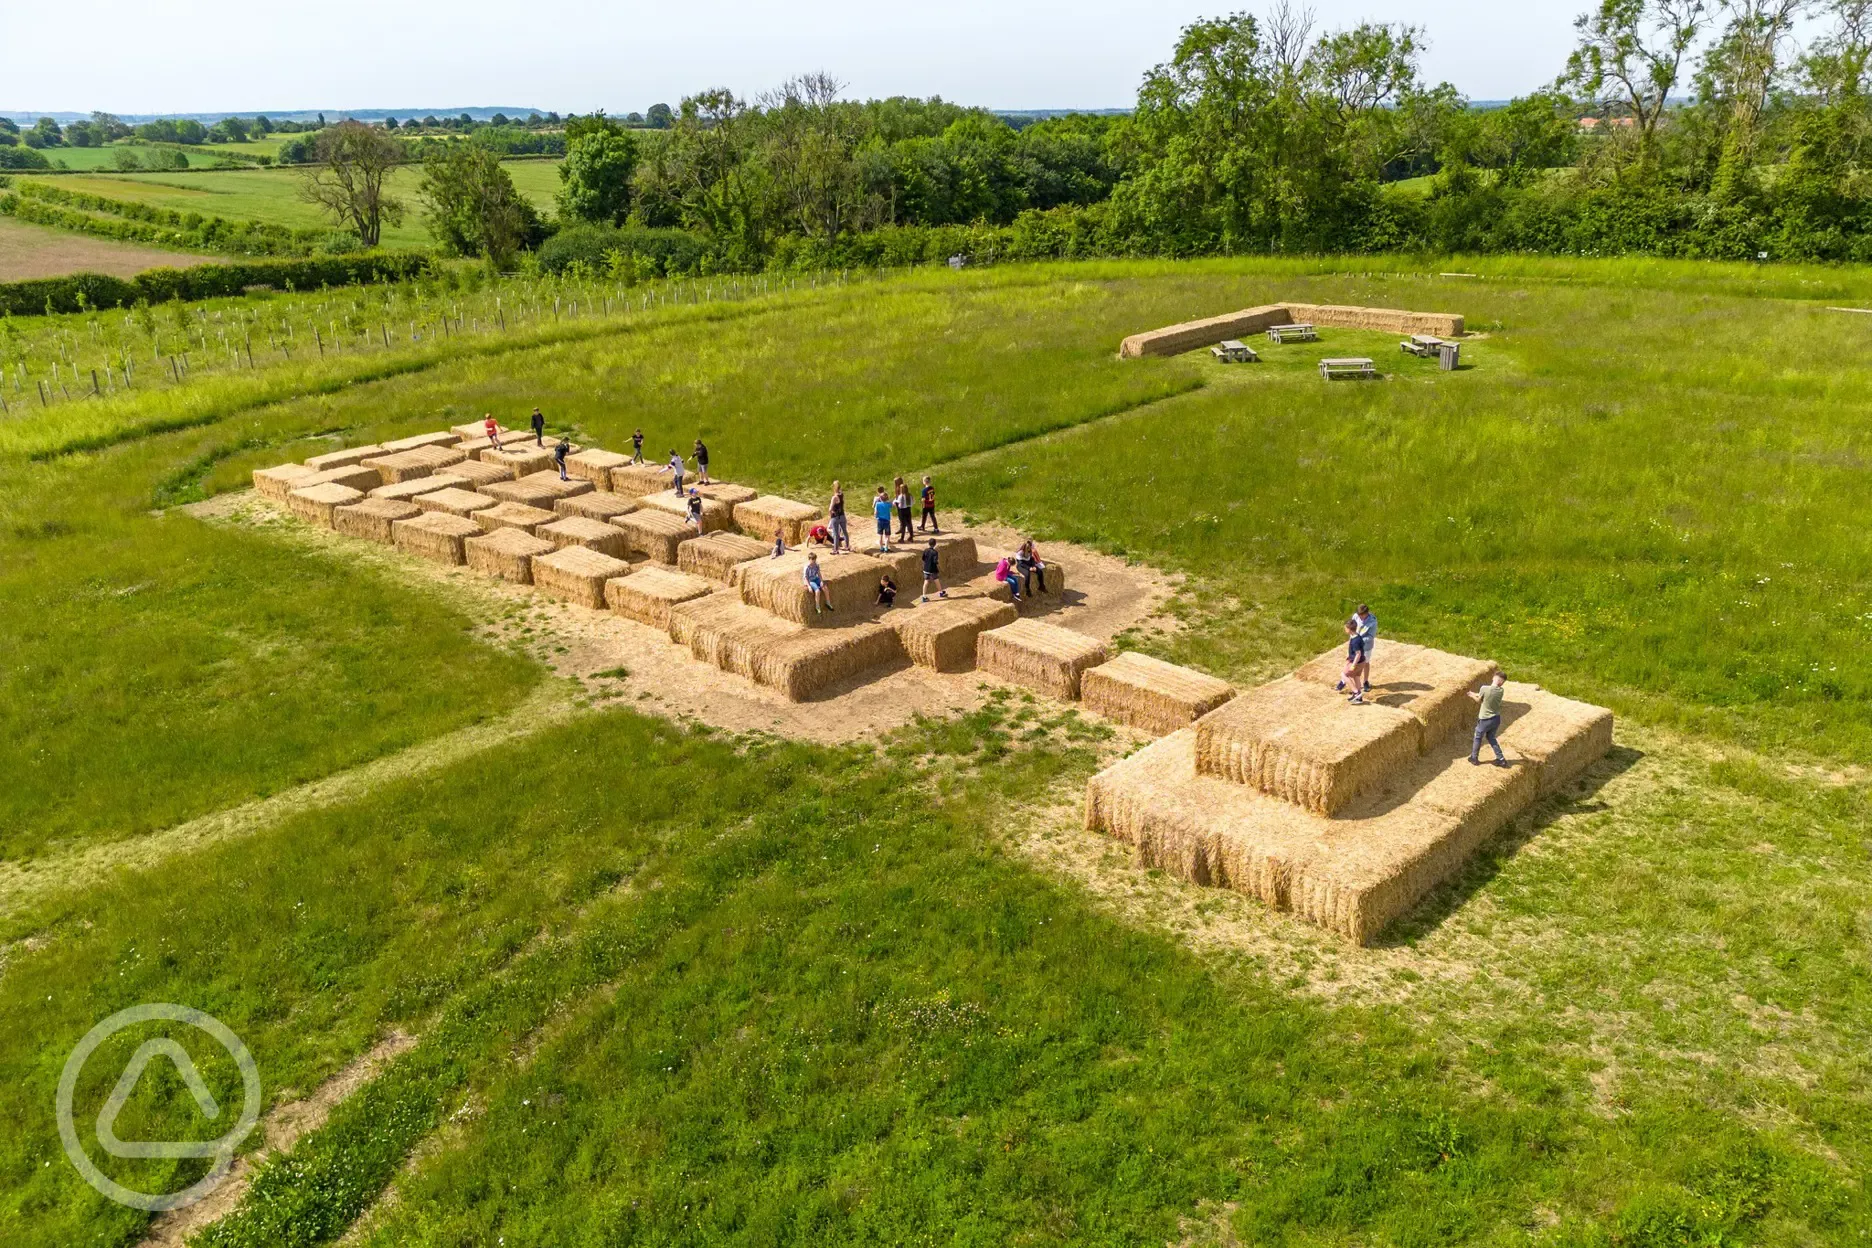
[300,120,405,247]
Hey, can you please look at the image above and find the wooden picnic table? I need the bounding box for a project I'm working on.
[1267,323,1317,344]
[1319,357,1377,380]
[1211,339,1259,363]
[1399,334,1447,357]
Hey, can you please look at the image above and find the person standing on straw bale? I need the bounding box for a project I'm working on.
[893,477,914,542]
[771,524,787,558]
[877,572,898,607]
[827,482,850,555]
[531,406,546,446]
[919,538,947,603]
[1336,618,1370,704]
[553,436,571,481]
[483,413,501,449]
[1468,672,1509,766]
[693,438,711,485]
[631,428,645,464]
[1015,539,1048,595]
[919,475,939,533]
[873,486,895,553]
[994,553,1023,603]
[1352,604,1376,692]
[684,488,705,531]
[803,553,832,614]
[660,449,686,494]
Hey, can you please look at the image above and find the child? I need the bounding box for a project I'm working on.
[872,486,894,553]
[1015,539,1047,594]
[660,449,685,494]
[684,488,704,531]
[1338,619,1370,704]
[482,414,500,448]
[877,573,897,607]
[918,475,937,533]
[693,438,711,485]
[994,554,1022,603]
[530,406,546,446]
[893,477,914,543]
[807,522,833,547]
[631,428,645,464]
[919,538,946,603]
[803,553,832,614]
[771,524,787,558]
[553,436,571,481]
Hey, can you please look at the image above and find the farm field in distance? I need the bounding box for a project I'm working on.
[0,213,214,280]
[2,257,1869,1246]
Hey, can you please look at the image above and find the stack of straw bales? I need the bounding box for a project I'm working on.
[371,475,467,502]
[1192,676,1422,814]
[696,483,758,507]
[532,546,632,608]
[514,470,593,501]
[333,497,419,544]
[482,478,562,510]
[606,567,714,628]
[1497,681,1614,795]
[1082,652,1235,735]
[299,465,383,494]
[379,431,461,453]
[565,449,628,488]
[609,464,671,497]
[415,488,498,518]
[538,516,628,558]
[287,482,364,527]
[465,527,555,583]
[304,445,381,472]
[1294,640,1496,746]
[613,509,693,564]
[668,592,798,670]
[364,445,466,484]
[637,491,733,533]
[679,532,770,582]
[482,446,554,478]
[555,492,638,522]
[977,619,1111,698]
[736,550,917,625]
[391,512,481,564]
[1118,302,1465,358]
[253,464,317,502]
[475,502,556,534]
[891,597,1016,671]
[450,459,514,490]
[915,534,979,580]
[749,623,906,700]
[732,495,821,545]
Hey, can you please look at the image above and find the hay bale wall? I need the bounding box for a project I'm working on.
[565,449,628,487]
[1283,303,1464,338]
[369,474,467,502]
[465,527,555,584]
[532,546,633,608]
[286,482,364,527]
[750,623,906,701]
[482,479,562,510]
[450,459,514,489]
[609,463,673,498]
[668,593,800,673]
[1082,652,1236,736]
[731,495,821,545]
[1294,640,1497,747]
[415,488,498,518]
[474,501,557,534]
[606,567,714,629]
[391,511,481,564]
[612,509,693,565]
[516,470,594,501]
[637,491,733,533]
[891,597,1017,671]
[1192,676,1423,814]
[304,444,382,472]
[303,465,384,494]
[483,447,555,478]
[538,516,628,558]
[363,447,466,484]
[736,550,916,625]
[977,619,1111,698]
[696,482,758,507]
[1497,683,1615,795]
[254,463,317,501]
[1118,304,1290,358]
[679,532,771,583]
[333,497,420,544]
[379,431,461,453]
[555,492,638,522]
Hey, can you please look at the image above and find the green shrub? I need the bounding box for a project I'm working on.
[536,223,708,277]
[0,253,435,316]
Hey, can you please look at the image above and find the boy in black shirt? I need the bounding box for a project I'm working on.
[919,539,946,602]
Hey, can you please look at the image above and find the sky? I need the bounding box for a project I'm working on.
[2,0,1591,116]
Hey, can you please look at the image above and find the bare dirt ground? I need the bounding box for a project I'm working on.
[0,215,211,281]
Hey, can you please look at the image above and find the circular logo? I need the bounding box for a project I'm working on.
[57,1003,261,1211]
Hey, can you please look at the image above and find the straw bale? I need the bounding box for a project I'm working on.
[612,508,694,565]
[378,430,461,453]
[369,474,467,502]
[391,511,481,565]
[253,463,317,502]
[464,527,555,584]
[287,482,364,528]
[363,446,467,485]
[481,478,562,510]
[914,533,979,579]
[695,482,758,507]
[749,622,906,700]
[1118,304,1290,358]
[735,549,917,626]
[731,494,822,544]
[891,597,1017,671]
[414,487,499,518]
[636,490,732,533]
[678,531,771,583]
[609,463,673,498]
[1294,640,1496,746]
[972,560,1069,607]
[1497,682,1614,795]
[1283,302,1464,338]
[304,444,382,472]
[554,492,638,522]
[515,470,594,502]
[332,497,420,544]
[302,465,384,494]
[1082,652,1236,736]
[538,516,628,558]
[482,446,555,478]
[531,546,633,608]
[451,420,503,442]
[556,448,623,487]
[977,618,1110,698]
[475,501,557,534]
[668,592,799,670]
[1192,676,1422,814]
[605,567,714,629]
[449,458,513,489]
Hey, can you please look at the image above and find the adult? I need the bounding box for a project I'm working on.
[530,406,546,446]
[693,438,711,485]
[827,482,850,554]
[1351,603,1377,692]
[660,449,685,495]
[1468,672,1509,766]
[1015,540,1048,595]
[893,477,914,543]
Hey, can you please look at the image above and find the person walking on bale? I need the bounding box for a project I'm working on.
[893,477,914,543]
[1468,672,1509,766]
[693,438,711,485]
[483,413,501,449]
[827,482,850,555]
[918,475,938,533]
[553,435,571,481]
[1336,617,1369,704]
[872,486,895,553]
[684,488,705,531]
[919,538,946,602]
[1351,603,1376,692]
[531,406,546,446]
[631,428,645,465]
[803,553,832,614]
[660,449,685,494]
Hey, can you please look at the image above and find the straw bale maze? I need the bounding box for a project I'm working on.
[257,414,1608,945]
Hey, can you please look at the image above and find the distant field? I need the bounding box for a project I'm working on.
[0,213,211,280]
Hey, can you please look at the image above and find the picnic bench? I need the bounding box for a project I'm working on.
[1319,357,1378,380]
[1210,339,1259,363]
[1399,334,1446,357]
[1267,323,1318,343]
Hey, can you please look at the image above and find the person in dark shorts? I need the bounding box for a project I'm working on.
[553,436,571,480]
[919,538,946,602]
[918,475,938,532]
[872,486,894,553]
[531,406,546,446]
[803,553,832,614]
[685,488,704,531]
[1468,672,1508,765]
[693,438,711,485]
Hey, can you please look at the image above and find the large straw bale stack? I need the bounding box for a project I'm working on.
[1283,302,1464,338]
[1497,683,1615,795]
[532,546,633,608]
[304,444,383,473]
[465,527,555,584]
[287,482,365,527]
[391,511,481,564]
[369,474,467,502]
[451,420,502,442]
[363,446,467,484]
[333,497,420,544]
[679,532,771,583]
[452,421,532,447]
[1118,304,1290,358]
[668,592,799,669]
[1083,652,1236,736]
[1294,640,1496,746]
[415,487,499,518]
[1192,676,1422,814]
[891,597,1017,671]
[749,622,906,700]
[482,446,555,478]
[696,482,758,507]
[254,463,318,501]
[564,449,628,488]
[538,516,629,558]
[555,492,638,522]
[732,495,821,545]
[449,458,513,489]
[977,619,1111,698]
[609,463,672,498]
[736,550,914,625]
[302,465,384,494]
[605,567,714,629]
[612,508,693,565]
[516,470,594,501]
[379,431,461,453]
[475,501,557,534]
[481,478,561,510]
[914,533,979,580]
[636,490,732,533]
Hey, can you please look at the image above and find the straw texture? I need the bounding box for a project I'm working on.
[554,492,638,522]
[302,465,384,494]
[378,431,462,453]
[449,458,514,489]
[514,470,594,501]
[1294,640,1497,747]
[564,449,628,487]
[474,501,557,534]
[1119,304,1290,358]
[1082,652,1236,736]
[609,463,673,498]
[636,491,732,533]
[678,532,770,583]
[391,511,481,564]
[414,488,498,518]
[532,546,633,608]
[736,550,918,626]
[303,444,382,472]
[605,567,714,629]
[916,534,979,580]
[975,561,1069,607]
[287,482,364,527]
[731,495,821,545]
[465,527,555,584]
[363,445,467,484]
[481,479,562,509]
[332,497,420,544]
[977,618,1111,698]
[1283,303,1464,337]
[612,508,694,564]
[668,592,798,670]
[369,474,467,502]
[1193,676,1422,814]
[537,516,629,558]
[482,447,555,478]
[695,482,758,507]
[1497,682,1615,795]
[750,622,906,701]
[891,597,1017,671]
[253,463,317,502]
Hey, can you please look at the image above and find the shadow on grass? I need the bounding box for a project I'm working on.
[1373,743,1646,947]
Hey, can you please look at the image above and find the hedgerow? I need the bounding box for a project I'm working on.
[0,253,434,316]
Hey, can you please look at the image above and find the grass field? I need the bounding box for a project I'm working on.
[2,255,1869,1246]
[0,214,212,280]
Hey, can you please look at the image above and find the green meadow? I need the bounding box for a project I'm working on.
[2,256,1869,1246]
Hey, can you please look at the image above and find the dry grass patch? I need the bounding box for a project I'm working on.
[554,493,637,523]
[1193,676,1423,814]
[538,516,628,558]
[732,495,821,545]
[465,527,555,584]
[532,546,633,608]
[1083,652,1235,736]
[612,509,693,565]
[891,597,1017,671]
[286,482,364,528]
[678,532,770,583]
[605,566,714,629]
[414,488,498,518]
[977,618,1111,699]
[391,512,482,565]
[332,498,420,544]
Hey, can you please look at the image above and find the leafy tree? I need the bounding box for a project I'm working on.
[646,103,674,129]
[90,112,132,140]
[1562,0,1708,163]
[420,142,540,267]
[299,120,406,246]
[64,121,100,148]
[254,115,274,135]
[557,114,641,225]
[24,118,62,149]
